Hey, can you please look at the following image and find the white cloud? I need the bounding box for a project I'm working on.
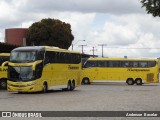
[0,0,160,58]
[22,0,144,14]
[76,14,160,58]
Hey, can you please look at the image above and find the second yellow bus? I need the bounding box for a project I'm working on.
[81,57,159,85]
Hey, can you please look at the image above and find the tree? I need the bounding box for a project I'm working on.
[141,0,160,17]
[26,18,74,49]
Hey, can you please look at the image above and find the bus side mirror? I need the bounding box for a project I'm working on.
[32,60,43,71]
[2,61,9,68]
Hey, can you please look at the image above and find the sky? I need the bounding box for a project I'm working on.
[0,0,160,58]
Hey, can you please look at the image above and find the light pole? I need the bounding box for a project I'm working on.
[98,44,107,57]
[72,40,85,50]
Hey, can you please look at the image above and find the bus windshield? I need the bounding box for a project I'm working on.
[10,51,36,63]
[8,66,34,81]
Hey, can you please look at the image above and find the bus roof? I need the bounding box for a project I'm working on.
[0,53,10,56]
[12,46,80,54]
[88,57,157,61]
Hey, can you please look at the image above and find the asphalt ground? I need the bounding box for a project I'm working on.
[0,82,160,120]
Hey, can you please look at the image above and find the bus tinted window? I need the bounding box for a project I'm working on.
[139,61,147,68]
[44,51,52,64]
[37,51,44,60]
[83,60,157,68]
[148,61,156,67]
[121,61,131,67]
[109,61,120,67]
[84,61,97,68]
[97,61,108,67]
[44,51,81,65]
[132,61,139,67]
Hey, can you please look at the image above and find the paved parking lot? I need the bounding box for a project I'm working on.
[0,82,160,120]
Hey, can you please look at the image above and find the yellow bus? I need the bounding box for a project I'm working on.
[0,53,10,89]
[5,46,81,93]
[81,57,159,85]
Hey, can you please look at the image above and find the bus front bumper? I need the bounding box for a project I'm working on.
[7,81,41,92]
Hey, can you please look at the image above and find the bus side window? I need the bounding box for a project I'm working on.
[68,53,74,64]
[63,53,68,63]
[91,61,97,67]
[44,52,52,65]
[84,61,90,68]
[121,61,130,67]
[72,54,81,64]
[75,54,79,64]
[84,61,97,68]
[35,62,43,78]
[97,61,107,67]
[59,52,65,63]
[68,53,72,63]
[56,52,61,63]
[109,61,120,67]
[108,61,113,67]
[53,52,58,63]
[73,54,76,64]
[78,54,82,64]
[132,61,138,67]
[37,51,44,60]
[148,61,156,67]
[139,61,147,68]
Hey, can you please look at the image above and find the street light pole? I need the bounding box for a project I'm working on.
[98,44,107,57]
[72,44,73,50]
[72,40,85,50]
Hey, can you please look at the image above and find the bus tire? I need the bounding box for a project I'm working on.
[82,78,90,85]
[126,78,134,85]
[0,79,7,89]
[42,82,47,93]
[67,81,72,91]
[135,78,142,85]
[71,80,75,90]
[18,92,23,94]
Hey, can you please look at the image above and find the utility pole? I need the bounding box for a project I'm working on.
[90,47,97,57]
[78,45,87,54]
[98,44,107,57]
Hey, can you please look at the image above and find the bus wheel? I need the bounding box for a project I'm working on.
[71,80,75,90]
[126,78,134,85]
[82,78,90,85]
[67,81,72,91]
[135,78,142,85]
[42,82,47,93]
[0,79,7,89]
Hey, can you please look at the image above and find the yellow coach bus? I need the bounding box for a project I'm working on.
[5,46,81,93]
[0,53,10,89]
[81,57,159,85]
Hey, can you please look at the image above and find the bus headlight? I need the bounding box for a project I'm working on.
[26,82,37,86]
[7,83,12,86]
